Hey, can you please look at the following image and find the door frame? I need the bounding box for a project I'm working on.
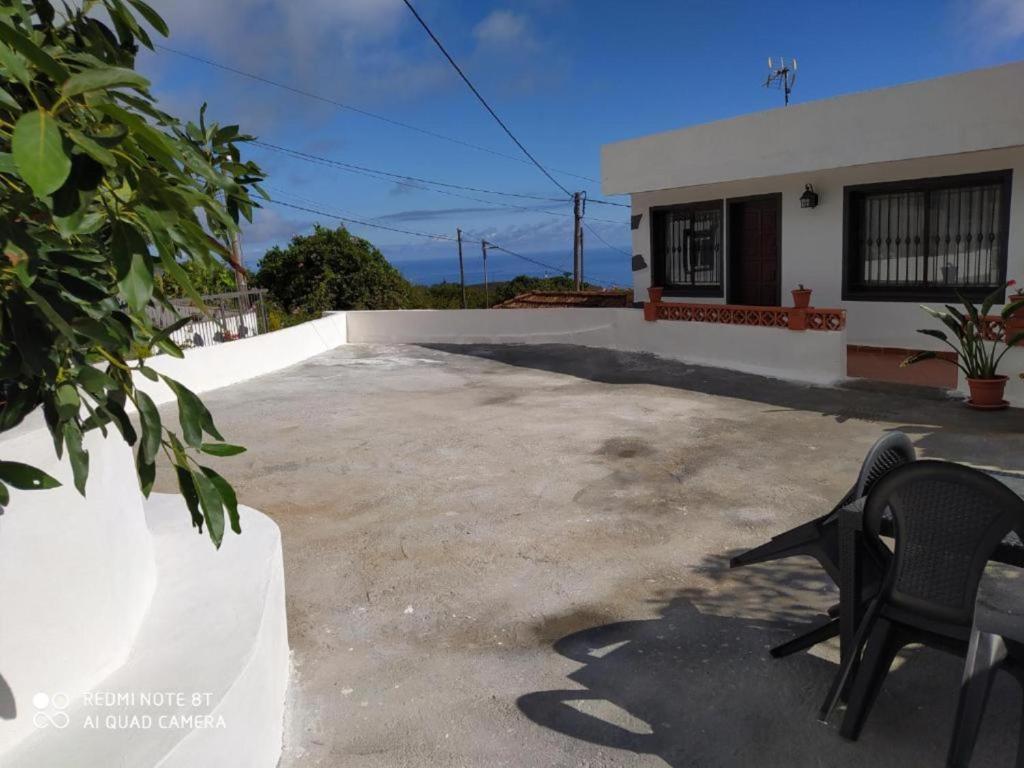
[726,193,783,306]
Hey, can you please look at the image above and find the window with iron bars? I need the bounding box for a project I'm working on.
[651,201,723,296]
[844,171,1012,301]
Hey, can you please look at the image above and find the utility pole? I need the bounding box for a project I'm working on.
[572,191,586,290]
[456,228,466,309]
[481,240,490,308]
[228,230,250,312]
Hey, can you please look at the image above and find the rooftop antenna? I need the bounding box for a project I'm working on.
[765,56,797,105]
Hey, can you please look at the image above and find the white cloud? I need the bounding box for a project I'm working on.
[473,10,533,48]
[967,0,1024,43]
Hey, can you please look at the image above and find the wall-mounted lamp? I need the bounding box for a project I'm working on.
[800,184,819,209]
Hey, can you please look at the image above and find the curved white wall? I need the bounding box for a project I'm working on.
[0,426,156,752]
[0,312,348,760]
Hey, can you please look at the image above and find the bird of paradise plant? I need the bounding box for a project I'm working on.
[901,283,1024,406]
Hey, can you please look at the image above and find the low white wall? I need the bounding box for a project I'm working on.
[138,312,347,405]
[0,312,349,760]
[346,308,847,385]
[0,428,156,753]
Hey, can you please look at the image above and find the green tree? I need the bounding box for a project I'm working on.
[0,1,264,547]
[157,258,237,299]
[255,225,412,315]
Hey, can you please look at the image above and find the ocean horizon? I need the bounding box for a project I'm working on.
[387,247,633,289]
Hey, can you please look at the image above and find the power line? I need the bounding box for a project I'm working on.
[487,244,570,276]
[268,198,461,243]
[253,140,562,202]
[255,141,628,224]
[154,44,597,184]
[586,198,631,208]
[583,221,631,257]
[267,194,589,278]
[400,0,572,198]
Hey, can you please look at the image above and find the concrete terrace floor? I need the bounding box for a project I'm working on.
[155,343,1024,768]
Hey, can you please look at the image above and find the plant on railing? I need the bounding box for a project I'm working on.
[901,284,1024,408]
[0,1,265,546]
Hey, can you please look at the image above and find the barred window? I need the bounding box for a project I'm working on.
[845,172,1011,300]
[651,201,723,296]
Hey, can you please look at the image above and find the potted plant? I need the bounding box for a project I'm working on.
[648,286,663,303]
[1006,279,1024,336]
[902,284,1024,409]
[791,284,812,309]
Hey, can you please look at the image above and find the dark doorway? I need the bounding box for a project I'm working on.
[728,194,781,306]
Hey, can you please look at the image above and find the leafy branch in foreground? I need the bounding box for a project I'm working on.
[0,0,265,547]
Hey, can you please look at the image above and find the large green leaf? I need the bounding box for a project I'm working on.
[62,66,149,98]
[12,110,71,196]
[163,376,205,448]
[0,461,61,490]
[174,465,203,531]
[0,23,68,82]
[0,43,31,86]
[126,0,170,36]
[200,442,246,457]
[117,251,153,310]
[62,422,89,495]
[136,444,155,497]
[201,465,240,535]
[192,468,225,547]
[136,390,161,465]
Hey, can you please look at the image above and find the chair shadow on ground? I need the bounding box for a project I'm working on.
[0,672,15,720]
[516,553,1021,768]
[422,343,1024,471]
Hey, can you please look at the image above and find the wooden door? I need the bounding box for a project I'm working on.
[729,196,780,306]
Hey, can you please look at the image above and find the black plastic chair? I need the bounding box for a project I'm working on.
[730,431,916,657]
[947,563,1024,767]
[821,460,1024,742]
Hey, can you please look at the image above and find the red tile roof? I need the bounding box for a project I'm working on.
[494,291,632,309]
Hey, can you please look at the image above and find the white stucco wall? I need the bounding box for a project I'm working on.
[602,61,1024,195]
[138,311,348,406]
[0,427,156,753]
[0,313,349,762]
[347,308,847,385]
[625,147,1024,354]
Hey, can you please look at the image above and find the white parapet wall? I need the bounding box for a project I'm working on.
[346,308,848,386]
[0,428,156,753]
[138,311,348,405]
[0,312,349,766]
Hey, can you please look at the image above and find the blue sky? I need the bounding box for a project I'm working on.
[138,0,1024,285]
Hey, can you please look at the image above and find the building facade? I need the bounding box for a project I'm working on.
[602,62,1024,387]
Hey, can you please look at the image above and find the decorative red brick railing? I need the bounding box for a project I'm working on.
[982,316,1006,341]
[981,315,1024,345]
[643,298,846,332]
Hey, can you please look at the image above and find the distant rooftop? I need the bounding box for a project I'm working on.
[601,61,1024,195]
[494,290,632,309]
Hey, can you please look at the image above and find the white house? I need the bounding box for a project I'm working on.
[602,61,1024,389]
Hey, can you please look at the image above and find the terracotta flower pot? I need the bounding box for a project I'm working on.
[648,286,663,303]
[966,376,1008,410]
[1006,293,1024,338]
[791,288,812,309]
